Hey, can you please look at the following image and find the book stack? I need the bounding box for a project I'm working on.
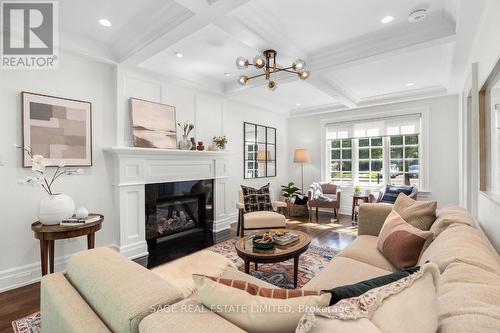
[274,233,299,246]
[61,214,100,226]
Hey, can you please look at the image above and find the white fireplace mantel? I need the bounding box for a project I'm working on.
[104,147,234,260]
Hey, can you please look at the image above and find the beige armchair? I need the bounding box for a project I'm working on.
[236,189,287,236]
[307,183,341,220]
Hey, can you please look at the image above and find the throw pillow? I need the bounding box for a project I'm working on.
[393,193,437,230]
[192,274,331,333]
[377,210,433,269]
[323,267,419,306]
[380,185,413,204]
[241,184,273,212]
[296,263,440,333]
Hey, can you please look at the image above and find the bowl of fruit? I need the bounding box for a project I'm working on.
[252,232,275,249]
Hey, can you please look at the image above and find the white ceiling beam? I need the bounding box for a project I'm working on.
[307,76,357,108]
[309,11,456,73]
[119,0,251,65]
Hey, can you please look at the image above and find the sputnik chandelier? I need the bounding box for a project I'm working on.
[235,49,310,90]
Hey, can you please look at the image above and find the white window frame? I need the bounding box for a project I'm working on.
[329,139,353,183]
[320,107,430,191]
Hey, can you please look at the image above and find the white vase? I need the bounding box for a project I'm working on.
[38,194,75,225]
[178,135,192,150]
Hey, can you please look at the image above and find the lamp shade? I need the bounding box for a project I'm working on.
[294,149,310,163]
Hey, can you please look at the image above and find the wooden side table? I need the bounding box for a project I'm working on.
[351,195,369,223]
[31,214,104,276]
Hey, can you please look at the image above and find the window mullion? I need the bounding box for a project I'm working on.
[353,139,359,184]
[383,137,390,185]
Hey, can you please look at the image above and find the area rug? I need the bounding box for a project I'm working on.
[208,238,340,289]
[11,311,40,333]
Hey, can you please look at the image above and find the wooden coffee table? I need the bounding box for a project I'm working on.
[235,230,311,288]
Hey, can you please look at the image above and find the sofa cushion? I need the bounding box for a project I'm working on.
[419,224,500,274]
[298,318,382,333]
[338,235,398,272]
[139,298,246,333]
[66,247,183,333]
[152,250,236,298]
[393,193,437,231]
[380,185,413,204]
[304,256,391,290]
[377,210,433,269]
[437,262,500,333]
[243,211,286,229]
[193,274,330,333]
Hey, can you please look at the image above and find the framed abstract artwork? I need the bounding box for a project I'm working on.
[130,98,177,149]
[22,92,92,167]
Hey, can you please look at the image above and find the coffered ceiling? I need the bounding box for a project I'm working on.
[57,0,486,116]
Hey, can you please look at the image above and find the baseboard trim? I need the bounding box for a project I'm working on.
[214,212,238,232]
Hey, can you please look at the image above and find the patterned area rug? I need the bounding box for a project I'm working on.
[208,238,340,289]
[11,311,40,333]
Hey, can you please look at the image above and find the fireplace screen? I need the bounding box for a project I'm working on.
[145,180,213,240]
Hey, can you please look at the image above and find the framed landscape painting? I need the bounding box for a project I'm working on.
[22,92,92,167]
[130,98,177,149]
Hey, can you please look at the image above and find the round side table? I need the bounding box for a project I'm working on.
[31,214,104,276]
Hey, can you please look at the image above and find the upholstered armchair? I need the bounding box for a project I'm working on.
[368,185,418,204]
[307,183,341,220]
[236,189,287,237]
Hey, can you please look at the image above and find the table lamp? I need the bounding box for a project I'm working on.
[293,148,311,193]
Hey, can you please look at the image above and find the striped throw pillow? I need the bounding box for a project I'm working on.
[195,274,322,299]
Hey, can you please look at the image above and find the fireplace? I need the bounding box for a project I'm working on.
[145,180,214,242]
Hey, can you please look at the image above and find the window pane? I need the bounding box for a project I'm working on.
[341,149,352,159]
[359,149,369,159]
[390,136,403,145]
[359,161,369,172]
[391,147,403,159]
[331,172,340,180]
[342,161,352,171]
[341,139,352,148]
[343,172,353,181]
[371,137,383,146]
[405,159,419,172]
[331,162,340,171]
[331,140,340,148]
[371,160,383,171]
[359,138,369,147]
[405,135,419,145]
[405,146,419,159]
[371,148,383,159]
[331,150,340,159]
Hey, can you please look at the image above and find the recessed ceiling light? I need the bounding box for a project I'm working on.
[406,82,415,87]
[98,19,112,27]
[296,103,301,106]
[381,15,394,24]
[224,73,231,77]
[174,52,184,58]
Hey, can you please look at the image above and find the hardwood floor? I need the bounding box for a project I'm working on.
[0,211,355,333]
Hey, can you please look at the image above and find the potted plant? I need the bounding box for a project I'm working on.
[354,184,363,195]
[16,145,83,225]
[212,136,228,150]
[281,182,302,201]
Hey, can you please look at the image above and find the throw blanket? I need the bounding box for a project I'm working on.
[309,183,331,203]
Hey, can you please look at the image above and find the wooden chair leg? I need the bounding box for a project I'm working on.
[237,210,241,236]
[240,212,245,237]
[334,208,338,219]
[315,207,319,220]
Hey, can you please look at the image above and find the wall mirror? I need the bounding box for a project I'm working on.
[244,122,276,178]
[479,58,500,199]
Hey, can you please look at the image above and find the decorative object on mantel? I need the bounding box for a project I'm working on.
[16,145,83,225]
[196,141,205,151]
[22,92,92,167]
[236,49,310,90]
[177,122,194,150]
[130,98,177,149]
[213,135,228,150]
[190,137,197,150]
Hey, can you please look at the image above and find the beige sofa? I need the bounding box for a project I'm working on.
[41,204,500,333]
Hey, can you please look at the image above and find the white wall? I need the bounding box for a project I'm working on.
[463,0,500,251]
[287,95,460,214]
[0,52,117,291]
[116,67,289,205]
[0,58,289,292]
